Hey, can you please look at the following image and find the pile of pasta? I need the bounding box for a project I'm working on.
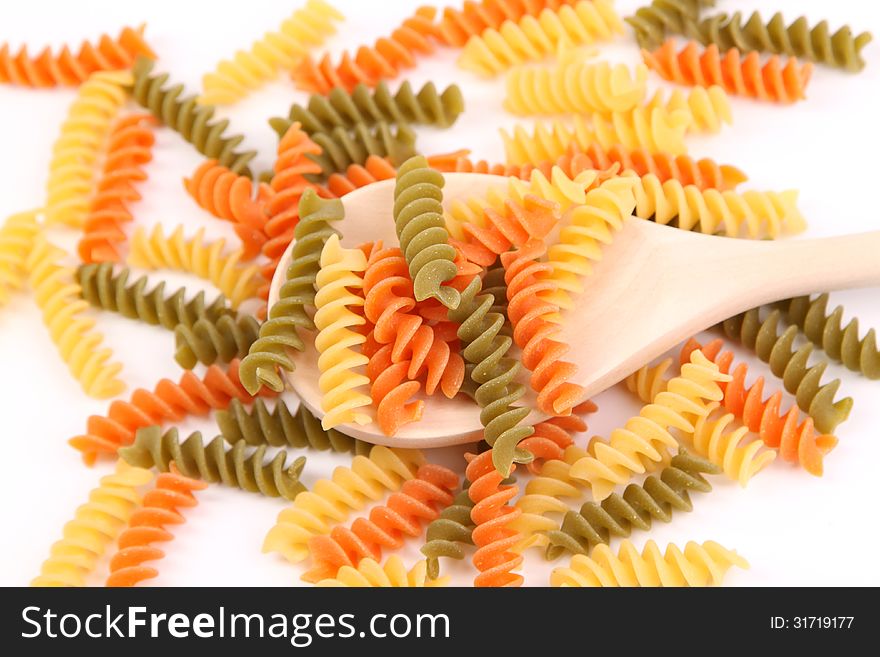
[2,0,875,588]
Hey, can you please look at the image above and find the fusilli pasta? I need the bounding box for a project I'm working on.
[174,314,261,368]
[0,210,40,307]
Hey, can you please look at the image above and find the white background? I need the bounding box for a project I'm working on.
[1,0,878,587]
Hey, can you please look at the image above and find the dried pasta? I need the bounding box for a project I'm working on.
[69,359,271,465]
[1,25,154,87]
[120,426,307,500]
[625,0,712,50]
[106,467,207,587]
[720,308,853,433]
[629,173,807,239]
[128,225,260,309]
[327,155,398,196]
[315,556,448,587]
[779,294,880,380]
[421,483,476,580]
[568,349,728,500]
[78,113,156,263]
[274,80,465,137]
[437,0,578,47]
[550,539,748,587]
[0,210,40,307]
[130,57,256,176]
[241,189,343,394]
[46,70,131,227]
[303,463,457,582]
[292,6,443,94]
[393,156,460,309]
[31,462,153,587]
[690,10,872,72]
[314,234,371,429]
[458,0,624,76]
[365,342,425,436]
[218,398,371,455]
[174,315,261,368]
[199,0,343,105]
[501,106,691,165]
[643,39,814,103]
[504,60,648,115]
[683,338,837,476]
[544,450,719,559]
[645,85,732,133]
[184,160,271,259]
[77,262,230,330]
[625,357,674,404]
[27,234,126,399]
[309,121,417,176]
[264,445,425,563]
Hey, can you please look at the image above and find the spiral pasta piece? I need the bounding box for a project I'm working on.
[259,123,327,309]
[199,0,343,105]
[174,315,261,369]
[683,337,838,476]
[310,121,418,176]
[264,445,425,562]
[69,359,272,464]
[448,276,533,476]
[436,143,746,191]
[303,463,458,582]
[327,155,398,196]
[643,39,813,103]
[392,156,460,309]
[241,190,343,394]
[274,80,464,138]
[629,173,806,239]
[315,556,447,587]
[130,57,256,176]
[625,357,674,404]
[691,10,872,72]
[120,426,307,500]
[31,462,153,587]
[184,160,271,259]
[780,294,880,380]
[365,343,425,436]
[1,25,154,87]
[0,210,39,307]
[543,450,719,559]
[76,262,231,330]
[313,234,371,428]
[128,225,260,309]
[625,0,711,49]
[78,114,156,263]
[420,483,476,579]
[106,467,207,587]
[501,240,583,415]
[720,308,853,433]
[46,70,131,227]
[501,106,691,165]
[292,6,443,94]
[569,349,728,500]
[505,60,648,115]
[458,0,624,76]
[550,539,748,587]
[27,234,126,399]
[645,85,732,133]
[438,0,577,47]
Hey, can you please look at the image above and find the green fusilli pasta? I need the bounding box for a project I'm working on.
[420,483,475,580]
[174,314,261,368]
[309,122,417,176]
[626,0,712,50]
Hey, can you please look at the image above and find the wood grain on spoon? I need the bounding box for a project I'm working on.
[269,173,880,447]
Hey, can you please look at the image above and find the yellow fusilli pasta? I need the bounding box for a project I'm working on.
[199,0,344,105]
[0,209,40,307]
[263,446,425,563]
[315,556,448,587]
[128,225,260,308]
[550,539,749,587]
[45,70,131,227]
[568,350,729,500]
[459,0,624,76]
[625,357,674,404]
[27,233,126,398]
[31,462,153,587]
[629,172,807,239]
[505,60,648,116]
[501,106,691,165]
[314,234,372,429]
[645,85,732,133]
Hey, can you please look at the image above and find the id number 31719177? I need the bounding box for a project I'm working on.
[770,617,855,630]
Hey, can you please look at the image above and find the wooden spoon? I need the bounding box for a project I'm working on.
[269,173,880,448]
